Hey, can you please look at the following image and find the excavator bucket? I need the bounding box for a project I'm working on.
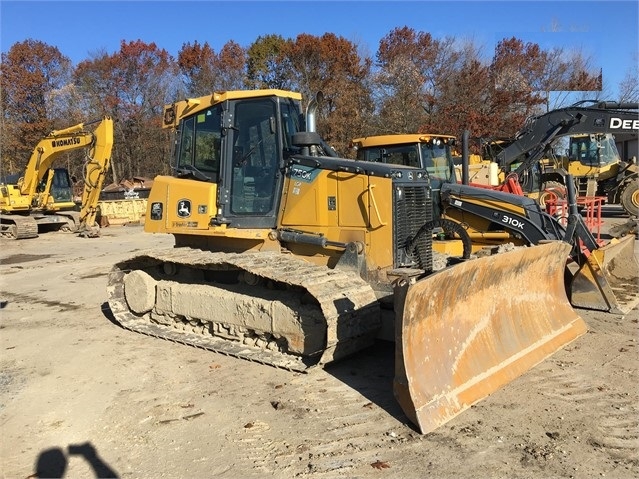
[569,234,639,315]
[393,241,587,434]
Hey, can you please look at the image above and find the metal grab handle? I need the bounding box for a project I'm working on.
[368,183,387,227]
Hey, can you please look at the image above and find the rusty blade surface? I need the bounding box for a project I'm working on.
[570,234,639,315]
[394,241,587,434]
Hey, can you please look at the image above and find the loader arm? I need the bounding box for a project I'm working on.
[440,182,566,244]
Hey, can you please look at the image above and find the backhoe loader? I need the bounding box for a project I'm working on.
[0,117,114,239]
[107,90,587,434]
[350,132,639,315]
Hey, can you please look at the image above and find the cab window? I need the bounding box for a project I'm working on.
[358,145,421,168]
[177,106,222,180]
[420,143,453,181]
[230,98,280,214]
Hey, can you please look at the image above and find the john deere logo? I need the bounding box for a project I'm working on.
[177,199,191,218]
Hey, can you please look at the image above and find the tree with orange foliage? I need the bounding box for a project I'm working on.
[0,39,71,175]
[285,33,373,154]
[74,40,176,182]
[178,40,247,95]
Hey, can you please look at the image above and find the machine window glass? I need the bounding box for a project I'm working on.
[193,108,222,173]
[357,148,382,162]
[177,107,222,181]
[420,143,454,182]
[177,116,195,169]
[360,144,419,166]
[597,135,620,167]
[50,169,73,202]
[569,135,620,167]
[379,145,420,168]
[230,98,279,215]
[281,101,302,152]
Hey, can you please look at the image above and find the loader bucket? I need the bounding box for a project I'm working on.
[569,234,639,315]
[393,241,587,434]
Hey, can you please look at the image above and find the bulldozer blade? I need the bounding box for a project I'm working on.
[393,241,587,435]
[569,234,639,315]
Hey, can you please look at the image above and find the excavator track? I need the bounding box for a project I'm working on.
[0,215,38,239]
[107,248,381,372]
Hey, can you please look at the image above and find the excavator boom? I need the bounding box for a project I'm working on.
[496,101,638,174]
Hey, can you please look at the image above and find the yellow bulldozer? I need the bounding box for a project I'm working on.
[0,117,114,239]
[108,90,594,434]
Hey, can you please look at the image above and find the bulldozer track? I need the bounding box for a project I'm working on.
[107,248,381,373]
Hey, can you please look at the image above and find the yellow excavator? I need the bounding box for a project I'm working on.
[107,90,588,434]
[350,132,639,315]
[0,116,114,239]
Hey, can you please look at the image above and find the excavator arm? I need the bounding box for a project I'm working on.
[76,117,114,235]
[496,101,639,176]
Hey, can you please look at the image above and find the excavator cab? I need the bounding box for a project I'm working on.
[569,133,621,167]
[35,168,75,210]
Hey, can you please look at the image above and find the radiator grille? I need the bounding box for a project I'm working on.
[393,183,433,272]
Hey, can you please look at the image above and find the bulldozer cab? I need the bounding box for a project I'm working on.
[171,93,303,229]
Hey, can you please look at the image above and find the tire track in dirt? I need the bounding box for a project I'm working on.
[220,350,416,477]
[589,393,639,461]
[232,420,280,474]
[522,334,639,465]
[225,373,388,476]
[282,378,391,476]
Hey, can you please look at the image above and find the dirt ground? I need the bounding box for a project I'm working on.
[1,207,637,479]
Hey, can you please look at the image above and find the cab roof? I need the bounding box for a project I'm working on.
[351,133,456,148]
[163,89,302,128]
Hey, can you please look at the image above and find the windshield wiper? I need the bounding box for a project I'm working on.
[173,164,210,181]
